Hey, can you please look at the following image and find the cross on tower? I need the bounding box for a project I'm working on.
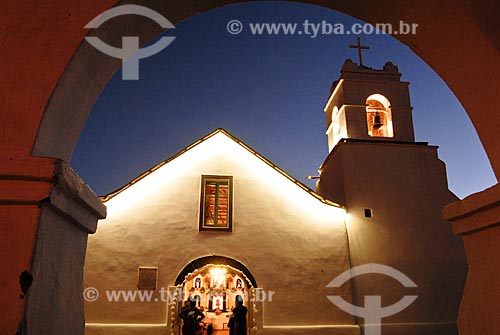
[349,37,370,66]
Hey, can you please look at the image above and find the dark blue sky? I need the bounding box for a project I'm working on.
[71,2,496,199]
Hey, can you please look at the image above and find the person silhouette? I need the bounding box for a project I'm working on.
[232,296,247,335]
[178,298,204,335]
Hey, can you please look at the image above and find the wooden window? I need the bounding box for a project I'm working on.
[200,175,233,231]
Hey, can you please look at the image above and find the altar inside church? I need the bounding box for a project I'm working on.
[181,265,248,331]
[204,311,231,331]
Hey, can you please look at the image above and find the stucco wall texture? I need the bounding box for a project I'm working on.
[84,132,354,335]
[318,141,468,335]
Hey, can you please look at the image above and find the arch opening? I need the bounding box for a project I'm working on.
[34,0,499,188]
[173,256,257,333]
[175,255,257,288]
[366,94,394,138]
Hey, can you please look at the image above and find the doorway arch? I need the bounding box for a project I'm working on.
[175,255,258,287]
[173,256,257,334]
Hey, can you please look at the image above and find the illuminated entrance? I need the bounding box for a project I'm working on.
[172,256,257,334]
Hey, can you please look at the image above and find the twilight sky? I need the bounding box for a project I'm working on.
[71,2,497,199]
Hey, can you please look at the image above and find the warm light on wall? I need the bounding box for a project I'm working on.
[326,106,348,151]
[104,130,346,223]
[324,79,344,112]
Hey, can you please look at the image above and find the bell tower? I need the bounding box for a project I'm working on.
[324,59,415,152]
[317,55,467,335]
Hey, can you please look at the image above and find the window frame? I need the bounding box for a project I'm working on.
[199,175,233,232]
[137,267,158,290]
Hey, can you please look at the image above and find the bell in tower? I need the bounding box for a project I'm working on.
[324,58,415,152]
[366,94,393,138]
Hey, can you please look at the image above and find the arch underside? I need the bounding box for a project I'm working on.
[174,255,258,288]
[31,0,500,179]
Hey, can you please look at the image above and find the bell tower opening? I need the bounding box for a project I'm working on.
[323,58,415,152]
[366,94,393,138]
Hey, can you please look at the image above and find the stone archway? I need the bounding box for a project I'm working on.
[2,1,500,335]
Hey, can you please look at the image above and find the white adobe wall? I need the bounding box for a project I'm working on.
[318,141,467,335]
[84,132,356,335]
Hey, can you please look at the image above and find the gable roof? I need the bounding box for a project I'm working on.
[100,128,343,208]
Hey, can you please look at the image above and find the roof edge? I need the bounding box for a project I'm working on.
[100,128,344,209]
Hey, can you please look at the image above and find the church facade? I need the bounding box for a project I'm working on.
[83,60,467,335]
